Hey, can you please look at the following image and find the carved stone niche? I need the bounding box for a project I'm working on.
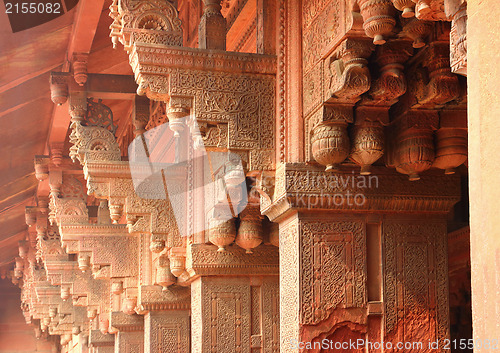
[393,111,439,181]
[432,109,467,174]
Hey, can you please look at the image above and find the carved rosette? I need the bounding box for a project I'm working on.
[208,218,236,252]
[358,0,397,45]
[393,112,438,180]
[350,123,385,175]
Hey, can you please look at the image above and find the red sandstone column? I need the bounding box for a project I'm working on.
[467,0,500,347]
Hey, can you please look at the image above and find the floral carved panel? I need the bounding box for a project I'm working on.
[383,220,450,345]
[300,219,366,325]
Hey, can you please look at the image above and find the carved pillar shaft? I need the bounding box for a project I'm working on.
[199,0,226,50]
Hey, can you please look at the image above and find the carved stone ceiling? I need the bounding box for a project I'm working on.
[0,0,132,274]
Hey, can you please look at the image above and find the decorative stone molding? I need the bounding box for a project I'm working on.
[262,162,460,221]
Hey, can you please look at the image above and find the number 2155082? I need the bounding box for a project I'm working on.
[5,2,61,14]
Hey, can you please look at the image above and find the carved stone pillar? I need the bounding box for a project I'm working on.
[262,163,460,352]
[199,0,226,50]
[446,0,467,76]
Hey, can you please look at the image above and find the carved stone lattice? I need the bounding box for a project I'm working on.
[85,99,117,136]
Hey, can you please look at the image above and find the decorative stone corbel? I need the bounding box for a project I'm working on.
[72,53,89,86]
[311,104,353,172]
[412,0,447,21]
[49,72,70,106]
[235,190,264,254]
[393,111,439,180]
[402,42,460,109]
[109,0,183,52]
[132,95,150,137]
[326,38,373,102]
[368,40,413,105]
[358,0,397,44]
[401,17,433,48]
[351,40,412,175]
[391,0,416,17]
[432,109,467,174]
